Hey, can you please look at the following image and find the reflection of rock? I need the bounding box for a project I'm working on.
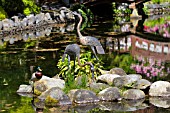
[149,81,170,97]
[0,23,75,46]
[99,101,148,112]
[32,98,45,110]
[149,97,170,108]
[99,102,125,111]
[74,103,99,113]
[123,98,145,107]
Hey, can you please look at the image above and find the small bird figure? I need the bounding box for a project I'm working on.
[62,43,95,79]
[72,11,105,60]
[30,66,43,82]
[29,66,43,94]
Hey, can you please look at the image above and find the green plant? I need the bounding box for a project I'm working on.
[57,51,103,92]
[70,4,94,29]
[0,6,7,20]
[22,0,40,15]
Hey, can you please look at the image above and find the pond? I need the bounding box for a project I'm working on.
[0,13,170,113]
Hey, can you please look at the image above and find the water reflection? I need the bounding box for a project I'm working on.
[143,14,170,38]
[0,14,170,113]
[0,23,75,45]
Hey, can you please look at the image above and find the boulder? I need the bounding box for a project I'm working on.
[109,68,127,76]
[72,89,100,104]
[98,87,122,101]
[132,79,151,89]
[113,74,142,88]
[97,74,120,85]
[38,87,72,106]
[34,76,65,95]
[123,89,145,100]
[16,85,33,97]
[149,81,170,97]
[17,84,32,93]
[89,82,110,93]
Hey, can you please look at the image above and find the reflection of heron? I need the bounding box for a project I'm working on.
[73,12,105,60]
[62,44,94,79]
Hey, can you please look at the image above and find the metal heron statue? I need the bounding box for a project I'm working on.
[62,43,95,79]
[73,11,105,60]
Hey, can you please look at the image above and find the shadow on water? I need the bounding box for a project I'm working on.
[0,13,170,112]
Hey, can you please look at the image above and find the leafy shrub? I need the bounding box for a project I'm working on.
[0,6,7,20]
[22,0,40,15]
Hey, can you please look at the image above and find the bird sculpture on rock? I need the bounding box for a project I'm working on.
[30,66,43,82]
[62,43,95,79]
[72,11,105,60]
[30,66,43,93]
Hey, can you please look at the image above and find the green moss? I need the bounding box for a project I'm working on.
[34,89,42,96]
[45,96,59,105]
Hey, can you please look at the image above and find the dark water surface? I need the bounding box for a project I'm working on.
[0,14,170,112]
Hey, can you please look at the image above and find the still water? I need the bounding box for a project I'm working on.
[0,14,170,112]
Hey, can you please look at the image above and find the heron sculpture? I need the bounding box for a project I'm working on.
[73,11,105,60]
[62,43,95,79]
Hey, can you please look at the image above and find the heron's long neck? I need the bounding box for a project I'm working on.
[77,15,83,38]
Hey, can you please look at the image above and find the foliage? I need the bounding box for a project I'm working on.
[57,51,103,92]
[143,6,149,15]
[22,0,40,15]
[0,0,40,19]
[101,53,135,74]
[112,2,131,16]
[0,6,7,20]
[70,4,94,29]
[23,39,37,50]
[144,16,170,27]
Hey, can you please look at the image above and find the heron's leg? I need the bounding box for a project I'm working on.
[67,55,70,70]
[91,46,99,60]
[73,55,76,70]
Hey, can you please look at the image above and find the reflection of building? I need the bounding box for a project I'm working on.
[130,35,170,61]
[114,36,132,53]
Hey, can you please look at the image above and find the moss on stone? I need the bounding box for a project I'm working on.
[34,89,42,96]
[45,95,59,105]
